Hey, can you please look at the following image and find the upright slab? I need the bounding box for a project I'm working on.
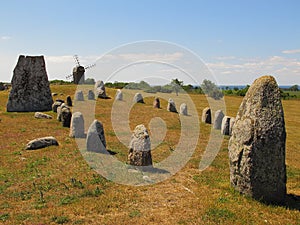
[228,76,286,204]
[7,55,53,112]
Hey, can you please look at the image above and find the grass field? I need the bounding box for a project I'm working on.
[0,85,299,224]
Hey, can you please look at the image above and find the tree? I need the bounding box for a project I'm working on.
[201,79,224,100]
[171,78,183,96]
[84,78,96,85]
[289,84,299,91]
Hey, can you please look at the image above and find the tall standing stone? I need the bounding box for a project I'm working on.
[202,107,211,124]
[213,110,224,130]
[52,101,62,113]
[115,89,123,101]
[69,112,85,138]
[228,76,286,204]
[86,120,106,152]
[128,124,152,166]
[7,55,53,112]
[133,93,144,103]
[153,97,160,108]
[95,80,108,99]
[167,98,177,113]
[179,103,188,115]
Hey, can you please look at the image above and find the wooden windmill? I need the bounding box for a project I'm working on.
[66,55,95,84]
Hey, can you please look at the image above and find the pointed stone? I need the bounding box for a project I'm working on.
[213,110,224,129]
[86,120,106,152]
[202,107,211,124]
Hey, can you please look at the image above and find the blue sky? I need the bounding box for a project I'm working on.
[0,0,300,85]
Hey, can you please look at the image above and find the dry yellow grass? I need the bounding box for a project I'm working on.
[0,85,299,224]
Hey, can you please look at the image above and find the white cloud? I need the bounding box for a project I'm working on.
[1,36,11,40]
[282,49,300,54]
[208,55,300,84]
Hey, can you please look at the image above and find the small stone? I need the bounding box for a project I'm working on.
[25,136,58,150]
[153,97,160,108]
[128,124,152,166]
[115,89,123,101]
[179,103,188,115]
[221,116,231,135]
[66,95,72,106]
[55,99,65,103]
[228,75,287,204]
[57,104,69,122]
[133,93,144,103]
[86,120,106,152]
[95,80,108,99]
[213,110,224,130]
[75,90,84,101]
[69,112,85,138]
[87,90,95,100]
[61,107,72,127]
[52,101,62,113]
[52,93,58,96]
[167,98,177,113]
[34,112,52,119]
[202,107,211,124]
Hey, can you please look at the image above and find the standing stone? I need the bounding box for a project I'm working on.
[86,120,106,152]
[133,93,144,103]
[153,97,160,108]
[221,116,231,135]
[34,112,52,119]
[115,89,123,101]
[52,101,62,113]
[57,104,69,121]
[202,107,211,124]
[75,90,84,101]
[69,112,85,138]
[213,110,224,130]
[228,76,286,204]
[66,95,72,107]
[7,55,53,112]
[229,117,235,136]
[128,124,152,166]
[61,107,72,127]
[167,98,177,113]
[179,103,188,115]
[95,80,108,99]
[87,90,95,100]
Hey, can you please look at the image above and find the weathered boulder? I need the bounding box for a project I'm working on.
[153,97,160,108]
[228,76,286,204]
[52,101,62,113]
[66,95,72,106]
[133,93,144,103]
[7,55,53,112]
[95,80,108,99]
[221,116,231,135]
[201,107,211,124]
[87,90,95,100]
[25,136,58,150]
[167,98,177,113]
[75,90,84,101]
[34,112,52,119]
[179,103,188,115]
[86,120,106,152]
[115,89,123,101]
[128,124,152,166]
[69,112,85,138]
[213,110,224,130]
[61,107,72,127]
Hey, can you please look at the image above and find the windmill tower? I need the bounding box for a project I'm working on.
[66,55,95,84]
